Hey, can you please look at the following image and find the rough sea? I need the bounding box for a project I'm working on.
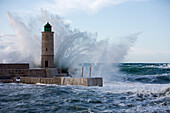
[0,63,170,113]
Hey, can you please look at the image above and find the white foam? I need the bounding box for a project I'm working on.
[96,81,170,94]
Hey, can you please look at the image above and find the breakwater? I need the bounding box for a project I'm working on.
[13,77,103,87]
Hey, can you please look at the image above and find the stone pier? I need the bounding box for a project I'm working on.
[13,77,103,87]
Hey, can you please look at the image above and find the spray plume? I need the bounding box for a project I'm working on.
[0,10,139,80]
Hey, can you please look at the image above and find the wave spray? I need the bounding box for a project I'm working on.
[0,10,138,80]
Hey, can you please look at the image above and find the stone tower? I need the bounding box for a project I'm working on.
[41,22,54,68]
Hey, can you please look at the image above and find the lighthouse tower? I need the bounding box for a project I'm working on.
[41,22,54,68]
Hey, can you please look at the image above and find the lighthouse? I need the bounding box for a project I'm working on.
[0,22,103,87]
[41,22,54,68]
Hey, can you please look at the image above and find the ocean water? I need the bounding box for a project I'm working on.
[0,63,170,113]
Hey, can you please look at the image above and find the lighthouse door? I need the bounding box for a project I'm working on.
[45,61,48,67]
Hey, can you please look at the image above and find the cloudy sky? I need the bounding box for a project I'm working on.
[0,0,170,63]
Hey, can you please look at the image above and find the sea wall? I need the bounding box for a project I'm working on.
[29,69,46,77]
[13,77,61,84]
[0,68,63,79]
[61,78,88,86]
[87,78,103,87]
[61,78,103,87]
[0,69,29,79]
[13,77,103,87]
[45,68,60,77]
[0,69,46,79]
[0,63,29,69]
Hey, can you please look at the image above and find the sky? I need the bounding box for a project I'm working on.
[0,0,170,63]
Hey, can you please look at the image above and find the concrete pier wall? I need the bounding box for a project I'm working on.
[61,78,88,86]
[87,78,103,87]
[13,77,103,87]
[61,78,103,87]
[13,77,61,84]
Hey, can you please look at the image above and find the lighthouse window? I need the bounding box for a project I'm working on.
[45,61,48,67]
[45,28,51,31]
[46,48,48,51]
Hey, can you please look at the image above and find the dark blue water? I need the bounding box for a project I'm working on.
[119,63,170,84]
[0,63,170,113]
